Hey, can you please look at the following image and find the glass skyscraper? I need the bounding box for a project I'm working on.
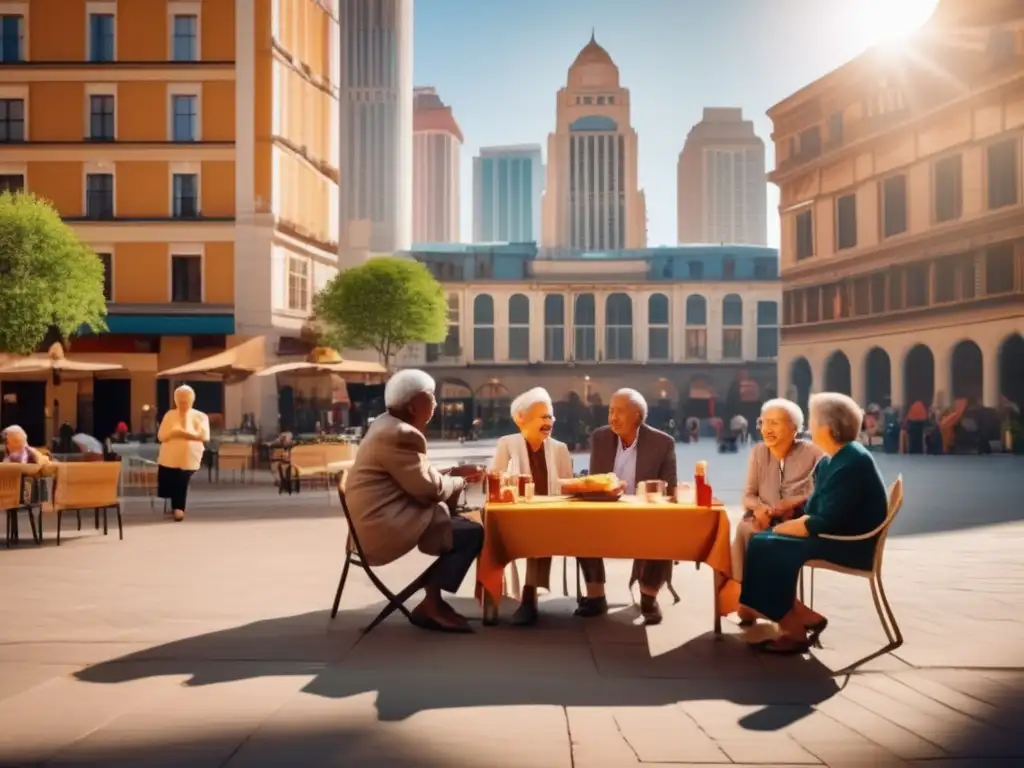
[472,145,544,243]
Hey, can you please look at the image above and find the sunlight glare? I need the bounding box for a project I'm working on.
[853,0,940,51]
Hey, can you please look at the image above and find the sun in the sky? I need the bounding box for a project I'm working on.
[850,0,941,49]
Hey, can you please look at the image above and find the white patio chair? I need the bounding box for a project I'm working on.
[799,474,904,651]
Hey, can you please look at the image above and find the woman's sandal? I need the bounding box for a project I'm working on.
[805,617,828,648]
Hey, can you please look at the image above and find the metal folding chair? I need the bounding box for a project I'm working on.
[330,475,437,635]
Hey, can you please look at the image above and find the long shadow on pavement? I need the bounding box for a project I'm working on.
[75,601,841,731]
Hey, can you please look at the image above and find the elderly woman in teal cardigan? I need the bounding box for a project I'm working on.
[739,392,889,654]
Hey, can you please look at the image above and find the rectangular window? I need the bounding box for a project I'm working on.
[722,257,735,279]
[648,327,669,360]
[172,95,197,141]
[685,329,707,360]
[171,255,202,303]
[870,273,886,313]
[835,194,857,250]
[172,14,197,61]
[573,327,595,361]
[987,139,1019,210]
[882,175,908,237]
[0,14,23,62]
[0,98,25,142]
[687,261,704,279]
[933,154,962,223]
[287,257,308,310]
[508,327,530,361]
[985,244,1015,295]
[934,256,956,303]
[473,328,494,361]
[906,263,929,308]
[722,328,742,359]
[961,257,976,300]
[85,173,114,219]
[0,173,23,193]
[97,252,112,301]
[605,327,632,361]
[889,269,904,311]
[89,13,115,62]
[89,94,115,141]
[827,111,843,143]
[172,173,198,218]
[756,327,778,359]
[795,210,814,260]
[853,277,870,316]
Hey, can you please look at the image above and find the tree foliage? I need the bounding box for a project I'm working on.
[0,192,107,354]
[314,256,448,370]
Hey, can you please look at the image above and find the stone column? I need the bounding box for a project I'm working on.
[983,340,1000,407]
[932,344,951,410]
[890,353,905,410]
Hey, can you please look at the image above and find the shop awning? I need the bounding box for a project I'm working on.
[157,336,266,383]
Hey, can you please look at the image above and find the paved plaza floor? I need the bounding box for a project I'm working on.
[1,442,1022,766]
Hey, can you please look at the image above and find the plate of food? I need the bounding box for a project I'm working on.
[559,473,625,501]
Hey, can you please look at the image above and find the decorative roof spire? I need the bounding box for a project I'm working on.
[590,27,596,43]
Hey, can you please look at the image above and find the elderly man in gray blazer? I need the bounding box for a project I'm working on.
[578,388,677,626]
[345,369,485,634]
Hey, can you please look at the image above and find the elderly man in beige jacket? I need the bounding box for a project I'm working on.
[345,369,485,633]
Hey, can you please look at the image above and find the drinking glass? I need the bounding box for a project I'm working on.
[523,481,535,501]
[675,482,696,505]
[639,479,666,502]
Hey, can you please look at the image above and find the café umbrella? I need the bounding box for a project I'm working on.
[255,348,387,381]
[0,343,122,385]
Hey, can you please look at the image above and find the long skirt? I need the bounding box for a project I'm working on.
[157,465,196,511]
[739,531,877,622]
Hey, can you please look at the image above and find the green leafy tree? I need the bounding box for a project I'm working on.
[314,256,448,371]
[0,192,107,354]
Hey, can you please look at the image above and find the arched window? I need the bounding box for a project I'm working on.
[605,293,633,361]
[648,293,669,360]
[473,294,494,361]
[685,295,707,360]
[544,294,565,362]
[573,293,596,361]
[722,294,743,360]
[756,301,779,359]
[508,294,530,361]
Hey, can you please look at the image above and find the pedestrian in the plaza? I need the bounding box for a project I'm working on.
[156,385,210,522]
[739,392,889,654]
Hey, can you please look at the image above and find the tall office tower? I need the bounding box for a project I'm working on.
[338,0,414,256]
[412,87,462,243]
[472,145,544,242]
[541,34,646,251]
[677,108,767,245]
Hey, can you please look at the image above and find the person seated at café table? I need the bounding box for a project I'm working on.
[740,392,889,654]
[734,398,823,625]
[490,386,576,626]
[579,388,677,626]
[2,425,49,465]
[345,369,486,634]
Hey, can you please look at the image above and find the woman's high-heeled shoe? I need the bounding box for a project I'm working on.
[805,617,828,648]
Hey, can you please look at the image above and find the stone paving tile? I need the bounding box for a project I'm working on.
[812,695,946,761]
[716,737,821,764]
[611,705,729,763]
[564,707,640,767]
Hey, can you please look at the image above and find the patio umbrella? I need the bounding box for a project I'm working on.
[71,433,103,455]
[157,336,266,384]
[255,347,387,381]
[0,343,122,385]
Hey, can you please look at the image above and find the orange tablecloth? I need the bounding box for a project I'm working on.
[476,495,740,616]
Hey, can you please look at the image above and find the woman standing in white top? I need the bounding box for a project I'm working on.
[157,385,210,522]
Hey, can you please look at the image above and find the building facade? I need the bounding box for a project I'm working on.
[769,0,1024,420]
[472,144,544,243]
[541,34,646,251]
[397,242,780,436]
[0,0,339,443]
[412,86,461,244]
[338,0,413,257]
[677,108,767,246]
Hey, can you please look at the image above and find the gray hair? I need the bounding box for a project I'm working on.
[809,392,864,444]
[612,388,648,420]
[2,424,26,441]
[760,398,805,433]
[173,385,196,403]
[384,369,436,409]
[510,387,552,420]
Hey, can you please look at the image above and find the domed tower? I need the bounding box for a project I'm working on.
[541,34,646,250]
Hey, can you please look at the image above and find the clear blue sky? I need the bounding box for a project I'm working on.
[413,0,939,248]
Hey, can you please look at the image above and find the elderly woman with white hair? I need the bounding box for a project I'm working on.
[2,425,48,465]
[740,392,889,654]
[733,398,824,623]
[156,385,210,522]
[490,387,575,625]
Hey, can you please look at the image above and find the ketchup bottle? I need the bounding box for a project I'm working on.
[695,460,712,507]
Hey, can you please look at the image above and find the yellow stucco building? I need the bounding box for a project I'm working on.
[0,0,339,443]
[769,0,1024,419]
